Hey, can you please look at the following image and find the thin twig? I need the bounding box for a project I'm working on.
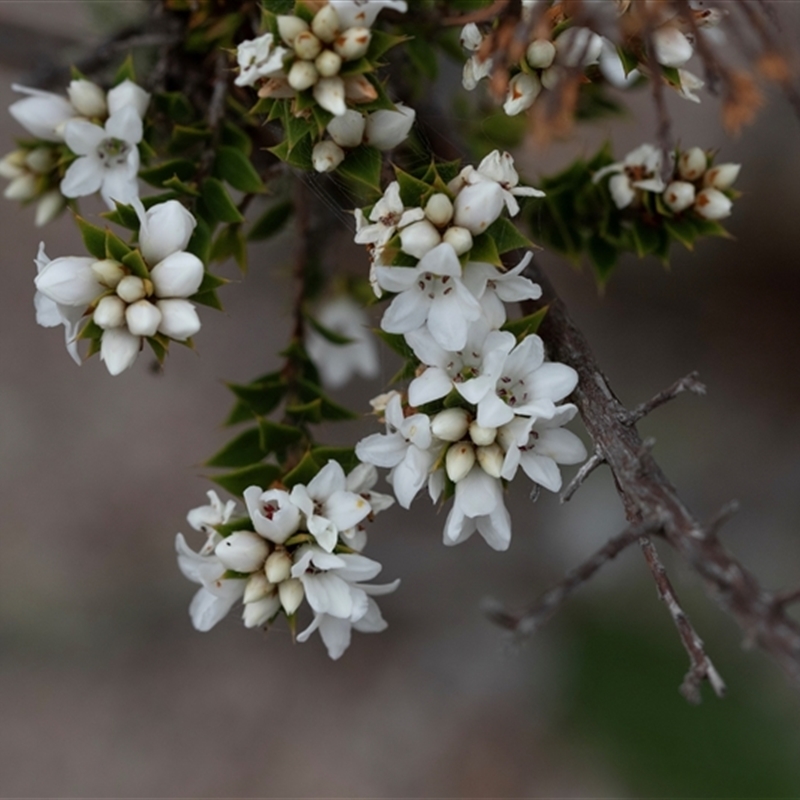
[622,371,707,426]
[560,447,605,503]
[639,537,726,702]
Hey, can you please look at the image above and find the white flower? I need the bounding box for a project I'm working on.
[503,72,540,116]
[343,462,394,550]
[593,143,666,209]
[235,33,290,88]
[32,244,86,365]
[67,79,107,118]
[364,103,416,150]
[356,392,435,509]
[598,39,640,88]
[678,147,707,181]
[555,27,604,67]
[107,79,151,118]
[694,187,732,220]
[175,531,246,632]
[443,466,511,551]
[312,140,345,172]
[61,105,143,208]
[289,460,373,552]
[214,530,270,573]
[399,219,441,258]
[138,199,197,267]
[100,327,141,375]
[677,69,704,103]
[34,253,104,307]
[453,181,505,234]
[306,295,379,388]
[703,163,740,190]
[243,486,302,544]
[376,242,482,351]
[156,299,201,341]
[663,181,696,213]
[330,0,408,29]
[35,191,65,227]
[187,490,237,544]
[526,39,556,69]
[327,109,366,148]
[9,84,76,141]
[457,150,545,217]
[460,23,493,91]
[652,25,693,68]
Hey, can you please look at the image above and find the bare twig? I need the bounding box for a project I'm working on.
[560,446,605,503]
[639,537,726,702]
[622,371,707,426]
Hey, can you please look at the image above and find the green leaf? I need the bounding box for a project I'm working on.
[140,159,197,188]
[121,248,150,279]
[102,201,140,231]
[406,36,438,80]
[259,418,303,453]
[375,329,415,360]
[163,175,201,197]
[221,120,252,155]
[201,178,245,224]
[588,234,619,284]
[268,136,313,170]
[215,515,257,538]
[367,30,409,61]
[485,216,535,254]
[153,91,195,125]
[336,145,383,194]
[305,312,354,345]
[113,54,137,85]
[168,124,211,155]
[187,217,212,263]
[631,218,663,256]
[311,446,359,473]
[206,428,266,468]
[248,200,293,241]
[214,145,265,193]
[664,217,698,250]
[469,232,501,266]
[210,463,282,497]
[210,224,247,271]
[228,380,287,417]
[76,216,107,260]
[285,397,324,424]
[146,334,168,364]
[105,229,131,262]
[502,306,549,340]
[395,167,432,208]
[282,452,320,488]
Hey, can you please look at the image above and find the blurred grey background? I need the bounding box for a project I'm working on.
[1,1,800,796]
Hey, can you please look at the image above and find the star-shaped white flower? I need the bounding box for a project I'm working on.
[592,143,666,209]
[235,33,290,88]
[443,465,511,551]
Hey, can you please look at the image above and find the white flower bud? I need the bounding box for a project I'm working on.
[0,150,26,179]
[663,181,696,213]
[311,4,340,43]
[294,30,323,61]
[116,275,147,304]
[364,103,415,150]
[315,49,343,78]
[460,23,483,51]
[431,408,470,442]
[242,594,281,628]
[9,88,75,142]
[92,259,125,289]
[694,187,732,220]
[334,27,372,61]
[278,578,305,615]
[503,72,540,116]
[100,326,140,375]
[609,174,635,209]
[156,299,201,341]
[526,39,556,69]
[476,442,504,478]
[149,251,204,299]
[425,193,454,227]
[265,550,293,584]
[4,173,37,201]
[215,530,269,573]
[678,147,707,181]
[35,190,65,227]
[540,65,562,91]
[327,109,365,147]
[106,79,151,118]
[93,295,126,329]
[343,74,377,103]
[369,391,396,413]
[442,225,473,256]
[312,140,345,173]
[446,442,476,483]
[400,219,442,258]
[140,200,197,266]
[453,181,505,234]
[25,147,55,174]
[125,299,162,337]
[67,79,107,118]
[314,76,347,116]
[243,572,274,604]
[35,256,102,306]
[277,14,309,46]
[652,26,693,68]
[703,163,740,190]
[556,27,603,67]
[288,60,319,92]
[469,422,497,446]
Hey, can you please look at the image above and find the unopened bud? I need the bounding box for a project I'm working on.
[364,104,415,150]
[694,187,732,220]
[149,251,204,298]
[476,443,504,478]
[453,181,505,234]
[0,150,26,179]
[92,259,125,289]
[442,225,473,256]
[540,65,562,91]
[526,39,556,69]
[243,572,274,604]
[277,14,309,46]
[116,274,147,303]
[315,76,347,115]
[334,27,371,61]
[678,147,707,181]
[703,163,740,190]
[446,442,476,483]
[242,593,281,628]
[469,422,497,446]
[25,147,55,174]
[400,219,442,259]
[652,25,693,68]
[4,173,37,201]
[294,30,323,61]
[312,140,345,172]
[35,190,65,227]
[214,530,269,573]
[315,49,343,78]
[343,74,377,104]
[663,181,696,213]
[265,550,293,584]
[425,193,454,227]
[156,299,201,341]
[93,295,126,329]
[327,109,365,147]
[431,408,470,442]
[278,578,305,615]
[67,79,107,118]
[503,72,540,116]
[288,60,319,92]
[125,299,162,337]
[311,4,340,43]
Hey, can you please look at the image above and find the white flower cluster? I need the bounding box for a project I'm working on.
[594,143,740,220]
[34,199,204,374]
[234,0,406,115]
[176,460,398,659]
[353,150,587,551]
[5,79,150,211]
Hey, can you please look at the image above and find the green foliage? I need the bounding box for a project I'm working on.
[201,178,244,224]
[214,146,265,193]
[247,200,293,241]
[210,224,247,271]
[502,306,548,340]
[140,159,197,189]
[337,145,383,196]
[76,217,107,260]
[210,463,282,497]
